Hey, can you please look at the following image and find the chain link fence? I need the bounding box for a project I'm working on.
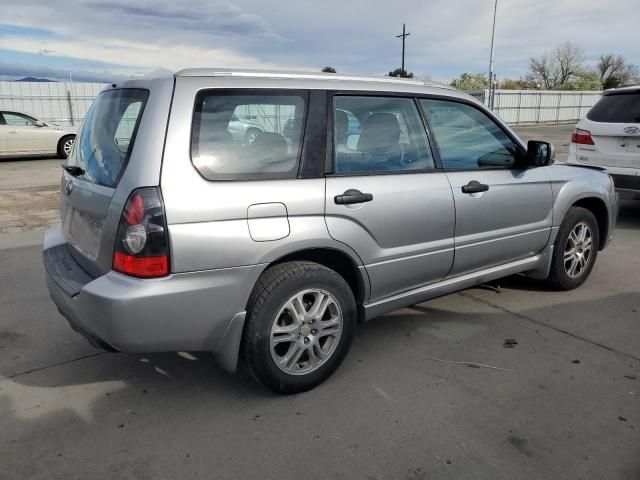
[0,82,603,128]
[0,81,107,127]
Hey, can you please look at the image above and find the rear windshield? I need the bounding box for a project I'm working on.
[587,92,640,123]
[69,88,148,188]
[191,90,307,180]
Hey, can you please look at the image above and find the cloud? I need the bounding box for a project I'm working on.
[1,0,638,81]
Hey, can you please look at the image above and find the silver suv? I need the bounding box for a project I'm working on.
[43,69,618,393]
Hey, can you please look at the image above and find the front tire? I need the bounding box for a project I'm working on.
[243,261,356,394]
[545,206,599,290]
[58,135,75,158]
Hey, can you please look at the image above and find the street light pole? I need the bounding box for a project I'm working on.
[487,0,498,109]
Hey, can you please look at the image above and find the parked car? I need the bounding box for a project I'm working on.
[43,70,618,393]
[0,111,76,158]
[567,85,640,199]
[227,113,263,145]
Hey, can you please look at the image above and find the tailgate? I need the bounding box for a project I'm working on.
[61,88,149,277]
[583,90,640,169]
[589,123,640,169]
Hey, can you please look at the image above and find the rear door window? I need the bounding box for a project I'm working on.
[69,88,148,188]
[587,93,640,123]
[332,96,435,174]
[191,91,307,180]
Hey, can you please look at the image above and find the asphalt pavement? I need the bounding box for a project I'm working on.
[0,124,638,480]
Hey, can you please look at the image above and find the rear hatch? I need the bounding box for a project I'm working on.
[61,88,149,277]
[579,89,640,169]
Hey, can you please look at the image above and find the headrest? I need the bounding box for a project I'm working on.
[251,132,288,160]
[357,112,400,153]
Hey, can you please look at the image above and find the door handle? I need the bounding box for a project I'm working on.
[461,180,489,194]
[8,130,18,134]
[334,189,373,205]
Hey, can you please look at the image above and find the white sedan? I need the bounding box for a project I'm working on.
[0,111,77,158]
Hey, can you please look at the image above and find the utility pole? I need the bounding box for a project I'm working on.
[487,0,498,109]
[396,23,410,71]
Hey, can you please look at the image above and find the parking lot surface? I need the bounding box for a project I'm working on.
[1,124,638,479]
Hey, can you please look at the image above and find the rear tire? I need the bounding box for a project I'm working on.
[243,261,356,394]
[58,135,75,158]
[545,206,599,290]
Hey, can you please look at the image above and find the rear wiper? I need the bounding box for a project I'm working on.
[61,163,85,177]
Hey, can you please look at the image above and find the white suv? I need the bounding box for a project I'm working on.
[567,86,640,199]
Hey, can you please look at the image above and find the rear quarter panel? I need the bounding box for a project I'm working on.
[160,76,365,275]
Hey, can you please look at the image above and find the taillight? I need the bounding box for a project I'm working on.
[571,128,595,145]
[113,187,170,278]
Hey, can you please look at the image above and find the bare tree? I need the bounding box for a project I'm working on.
[598,54,639,88]
[528,41,584,89]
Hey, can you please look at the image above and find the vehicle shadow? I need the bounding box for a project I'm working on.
[2,292,638,480]
[0,155,59,162]
[6,292,638,393]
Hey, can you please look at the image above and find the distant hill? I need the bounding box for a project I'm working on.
[15,77,57,82]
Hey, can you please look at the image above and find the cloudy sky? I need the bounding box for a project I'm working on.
[1,0,638,82]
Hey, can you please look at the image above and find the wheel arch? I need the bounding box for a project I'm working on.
[570,197,609,250]
[267,247,369,310]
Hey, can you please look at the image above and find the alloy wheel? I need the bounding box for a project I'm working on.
[269,289,343,375]
[63,138,74,156]
[563,222,593,279]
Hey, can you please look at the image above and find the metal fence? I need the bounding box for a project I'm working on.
[0,81,603,128]
[468,89,602,125]
[0,81,107,127]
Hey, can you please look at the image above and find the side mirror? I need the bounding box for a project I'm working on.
[34,120,46,127]
[526,140,555,167]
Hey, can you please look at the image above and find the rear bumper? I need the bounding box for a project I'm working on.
[43,225,264,371]
[567,147,640,198]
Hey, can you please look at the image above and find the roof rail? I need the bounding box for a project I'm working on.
[175,68,426,86]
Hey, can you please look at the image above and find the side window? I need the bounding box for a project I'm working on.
[3,112,36,126]
[192,92,306,180]
[420,99,519,169]
[333,96,435,174]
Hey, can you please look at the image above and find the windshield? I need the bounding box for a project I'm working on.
[69,88,148,188]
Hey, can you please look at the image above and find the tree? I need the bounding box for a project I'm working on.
[321,66,337,73]
[528,41,584,89]
[598,54,639,89]
[499,78,523,90]
[450,72,487,90]
[388,68,414,78]
[565,71,602,91]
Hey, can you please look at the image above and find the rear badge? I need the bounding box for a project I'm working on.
[623,126,640,135]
